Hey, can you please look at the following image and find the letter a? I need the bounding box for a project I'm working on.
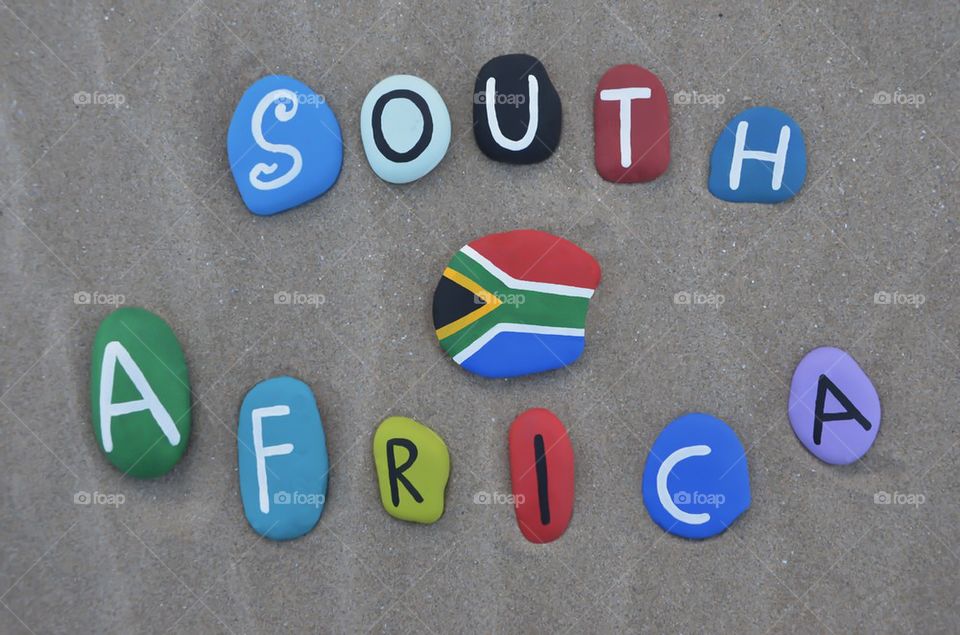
[99,341,181,454]
[813,374,872,445]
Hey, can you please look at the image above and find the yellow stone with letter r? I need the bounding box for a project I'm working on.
[373,416,450,524]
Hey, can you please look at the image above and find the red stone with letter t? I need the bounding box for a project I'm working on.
[594,64,670,183]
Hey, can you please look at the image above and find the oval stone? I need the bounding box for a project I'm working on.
[594,64,670,183]
[473,54,562,164]
[360,74,451,184]
[90,307,191,478]
[509,408,574,543]
[238,376,329,541]
[373,416,450,524]
[227,75,343,216]
[788,346,881,465]
[642,413,751,540]
[432,229,601,378]
[707,106,806,203]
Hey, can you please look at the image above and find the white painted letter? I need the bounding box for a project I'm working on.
[99,341,181,453]
[252,405,295,513]
[656,444,712,525]
[485,75,539,151]
[728,121,791,191]
[249,89,303,191]
[599,87,651,168]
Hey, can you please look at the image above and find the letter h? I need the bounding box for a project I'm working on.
[728,121,791,191]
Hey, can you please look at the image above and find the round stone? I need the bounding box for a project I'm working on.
[432,229,601,378]
[788,346,881,465]
[473,54,562,164]
[360,74,451,184]
[642,413,751,540]
[90,307,191,478]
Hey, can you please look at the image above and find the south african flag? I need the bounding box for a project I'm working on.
[432,230,601,378]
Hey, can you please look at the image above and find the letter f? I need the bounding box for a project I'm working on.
[252,405,294,513]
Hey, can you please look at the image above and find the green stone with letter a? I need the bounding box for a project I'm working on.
[90,307,191,478]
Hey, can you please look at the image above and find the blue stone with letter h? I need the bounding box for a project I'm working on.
[228,75,343,216]
[708,106,806,203]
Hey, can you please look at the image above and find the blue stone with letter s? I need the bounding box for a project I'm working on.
[228,75,343,216]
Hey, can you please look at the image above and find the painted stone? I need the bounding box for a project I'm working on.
[509,408,574,543]
[473,54,561,164]
[237,376,328,541]
[227,75,343,216]
[432,229,601,378]
[642,413,751,540]
[360,74,451,184]
[594,64,670,183]
[788,346,881,465]
[90,307,190,478]
[373,416,449,524]
[708,106,806,203]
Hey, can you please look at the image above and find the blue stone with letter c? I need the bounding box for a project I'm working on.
[237,376,329,541]
[642,412,751,539]
[228,75,343,216]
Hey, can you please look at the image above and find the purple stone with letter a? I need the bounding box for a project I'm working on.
[788,346,881,465]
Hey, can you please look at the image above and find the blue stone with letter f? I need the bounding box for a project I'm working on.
[708,106,806,203]
[642,413,751,540]
[228,75,343,216]
[238,376,329,541]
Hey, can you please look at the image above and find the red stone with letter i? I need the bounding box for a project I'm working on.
[508,408,575,543]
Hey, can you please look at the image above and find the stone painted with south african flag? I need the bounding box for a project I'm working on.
[432,229,601,378]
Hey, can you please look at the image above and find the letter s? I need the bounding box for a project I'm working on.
[249,89,303,190]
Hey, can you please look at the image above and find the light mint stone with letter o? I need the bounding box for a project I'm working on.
[360,74,451,184]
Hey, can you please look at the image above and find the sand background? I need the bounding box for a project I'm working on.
[1,1,958,633]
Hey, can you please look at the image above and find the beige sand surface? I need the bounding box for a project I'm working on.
[2,2,958,632]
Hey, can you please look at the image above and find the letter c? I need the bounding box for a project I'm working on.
[656,445,712,525]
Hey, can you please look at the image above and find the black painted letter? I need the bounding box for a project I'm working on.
[813,374,872,445]
[534,434,551,525]
[386,438,424,506]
